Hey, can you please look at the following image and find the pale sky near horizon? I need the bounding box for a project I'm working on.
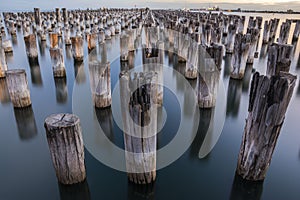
[0,0,299,11]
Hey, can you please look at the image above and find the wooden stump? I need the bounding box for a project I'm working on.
[119,71,158,184]
[71,36,84,62]
[0,78,10,104]
[142,44,164,106]
[5,69,31,108]
[49,32,59,48]
[120,32,129,61]
[247,28,260,64]
[34,8,41,30]
[293,20,300,42]
[0,48,8,78]
[197,45,221,108]
[236,72,297,181]
[267,43,293,76]
[262,21,271,44]
[230,33,250,80]
[226,24,237,54]
[50,48,66,78]
[278,20,291,44]
[23,34,38,60]
[87,33,97,52]
[88,59,111,108]
[44,113,86,185]
[185,40,198,79]
[206,43,224,71]
[2,39,13,53]
[64,28,72,46]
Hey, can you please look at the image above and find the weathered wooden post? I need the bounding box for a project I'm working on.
[5,69,31,108]
[142,43,164,106]
[50,33,66,78]
[230,33,250,79]
[50,32,59,48]
[0,48,8,78]
[0,78,10,104]
[119,71,158,184]
[71,36,84,62]
[64,28,72,45]
[236,72,297,181]
[247,28,260,64]
[62,8,68,26]
[226,24,237,54]
[269,19,280,44]
[262,21,271,44]
[88,52,111,108]
[98,30,105,44]
[2,39,13,53]
[197,45,221,108]
[24,34,38,61]
[278,20,291,44]
[267,43,293,76]
[13,106,37,140]
[206,43,224,71]
[34,8,41,31]
[120,32,129,61]
[44,113,86,185]
[185,40,197,79]
[201,23,211,46]
[87,33,97,52]
[293,20,300,42]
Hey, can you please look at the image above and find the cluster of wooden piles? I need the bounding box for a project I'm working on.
[0,7,299,188]
[152,10,298,182]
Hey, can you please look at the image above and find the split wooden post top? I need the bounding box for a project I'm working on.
[44,113,86,185]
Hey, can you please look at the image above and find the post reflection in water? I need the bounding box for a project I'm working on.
[74,61,86,84]
[226,79,243,117]
[190,108,213,159]
[95,107,114,142]
[242,64,253,93]
[58,180,91,200]
[174,62,186,92]
[13,106,37,140]
[0,78,10,104]
[229,174,263,200]
[54,77,68,104]
[224,54,232,77]
[28,59,43,86]
[127,181,155,200]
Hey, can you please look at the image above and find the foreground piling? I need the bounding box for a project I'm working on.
[44,113,86,185]
[6,69,31,108]
[119,71,157,184]
[236,72,297,181]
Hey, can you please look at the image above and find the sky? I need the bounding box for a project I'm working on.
[0,0,299,12]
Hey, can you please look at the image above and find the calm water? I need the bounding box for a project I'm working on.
[1,12,300,200]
